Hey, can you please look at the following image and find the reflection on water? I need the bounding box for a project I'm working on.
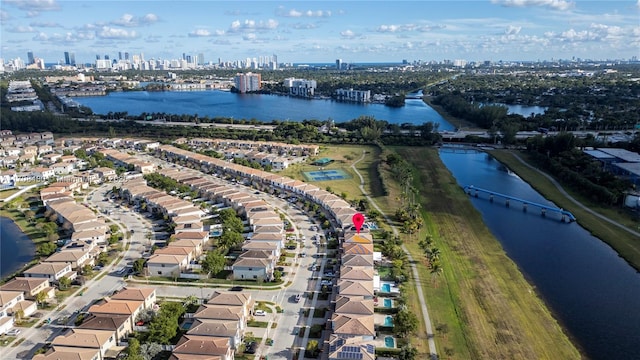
[439,150,640,360]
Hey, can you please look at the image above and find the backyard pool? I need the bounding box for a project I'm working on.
[384,336,395,348]
[381,283,391,292]
[384,316,394,327]
[383,298,393,308]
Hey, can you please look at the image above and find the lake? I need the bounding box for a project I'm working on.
[0,216,36,280]
[439,150,640,360]
[74,90,456,131]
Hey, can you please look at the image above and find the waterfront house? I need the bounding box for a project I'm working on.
[23,262,75,284]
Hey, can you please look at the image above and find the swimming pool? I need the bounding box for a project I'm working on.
[384,336,395,348]
[381,283,391,292]
[384,316,393,327]
[383,298,392,308]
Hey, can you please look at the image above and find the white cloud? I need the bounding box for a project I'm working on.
[7,25,37,33]
[292,22,318,30]
[1,10,10,22]
[277,6,332,17]
[505,25,522,35]
[189,29,211,37]
[29,21,61,27]
[491,0,574,11]
[98,26,138,39]
[4,0,59,11]
[376,23,445,33]
[111,13,158,27]
[142,13,158,24]
[228,19,278,33]
[243,33,257,41]
[340,29,356,39]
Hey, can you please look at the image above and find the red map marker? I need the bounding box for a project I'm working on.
[352,213,365,234]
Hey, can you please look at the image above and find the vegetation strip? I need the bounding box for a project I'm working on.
[392,146,580,360]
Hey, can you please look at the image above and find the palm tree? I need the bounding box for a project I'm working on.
[430,263,443,287]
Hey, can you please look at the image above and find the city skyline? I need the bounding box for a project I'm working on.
[1,0,639,64]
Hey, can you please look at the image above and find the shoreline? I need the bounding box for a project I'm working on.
[0,214,38,283]
[488,149,640,272]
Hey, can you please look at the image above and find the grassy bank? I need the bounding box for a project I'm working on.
[489,149,640,271]
[391,146,580,359]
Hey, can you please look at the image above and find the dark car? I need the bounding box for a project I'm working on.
[245,341,257,354]
[229,286,244,292]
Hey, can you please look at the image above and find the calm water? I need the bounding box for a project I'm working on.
[75,90,455,130]
[439,151,640,360]
[0,216,36,279]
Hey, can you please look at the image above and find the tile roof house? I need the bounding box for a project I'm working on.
[77,314,132,344]
[23,262,76,284]
[0,277,53,300]
[186,319,242,349]
[330,312,376,339]
[32,346,102,360]
[109,287,156,310]
[326,334,376,360]
[206,292,253,317]
[51,328,117,359]
[88,299,145,324]
[191,305,246,330]
[172,335,234,360]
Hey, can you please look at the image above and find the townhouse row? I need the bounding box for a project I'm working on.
[33,287,157,360]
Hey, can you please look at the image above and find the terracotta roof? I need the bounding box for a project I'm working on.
[173,335,231,356]
[331,313,375,336]
[193,304,244,321]
[334,295,374,315]
[88,299,143,315]
[51,328,115,349]
[207,291,251,307]
[0,277,49,293]
[77,314,130,331]
[33,346,101,360]
[110,287,155,302]
[187,319,239,337]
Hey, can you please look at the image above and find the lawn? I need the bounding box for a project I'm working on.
[279,144,386,206]
[391,146,580,360]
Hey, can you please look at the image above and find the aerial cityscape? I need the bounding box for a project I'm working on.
[1,1,640,360]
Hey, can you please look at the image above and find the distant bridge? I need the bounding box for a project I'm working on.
[463,185,576,222]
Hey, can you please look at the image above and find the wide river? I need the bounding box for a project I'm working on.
[75,90,456,130]
[0,216,36,280]
[439,150,640,360]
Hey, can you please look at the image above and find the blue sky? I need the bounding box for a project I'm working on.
[1,0,639,64]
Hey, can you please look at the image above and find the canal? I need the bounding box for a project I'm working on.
[439,150,640,360]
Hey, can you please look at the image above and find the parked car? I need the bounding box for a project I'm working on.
[229,286,244,292]
[254,310,266,316]
[295,294,302,303]
[6,328,20,336]
[320,280,333,286]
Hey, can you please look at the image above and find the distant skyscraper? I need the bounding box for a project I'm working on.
[27,52,35,65]
[124,52,129,60]
[118,51,122,60]
[105,55,109,60]
[234,72,261,93]
[64,51,76,65]
[198,53,204,66]
[96,54,101,60]
[336,59,343,70]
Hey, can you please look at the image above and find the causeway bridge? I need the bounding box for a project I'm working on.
[463,185,576,222]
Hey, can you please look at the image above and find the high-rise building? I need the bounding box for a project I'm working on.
[118,52,123,60]
[96,54,101,60]
[234,72,261,93]
[105,55,109,60]
[336,59,343,70]
[124,52,129,60]
[27,52,35,65]
[198,53,204,66]
[64,51,76,65]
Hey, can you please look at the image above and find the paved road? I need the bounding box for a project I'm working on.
[3,183,149,360]
[351,150,439,359]
[510,152,640,239]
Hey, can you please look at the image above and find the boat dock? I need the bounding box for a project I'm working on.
[463,185,576,222]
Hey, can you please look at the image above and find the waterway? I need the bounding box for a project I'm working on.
[0,216,36,280]
[74,90,455,130]
[439,150,640,360]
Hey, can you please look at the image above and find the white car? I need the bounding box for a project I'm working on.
[6,328,20,336]
[254,310,266,316]
[320,280,333,286]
